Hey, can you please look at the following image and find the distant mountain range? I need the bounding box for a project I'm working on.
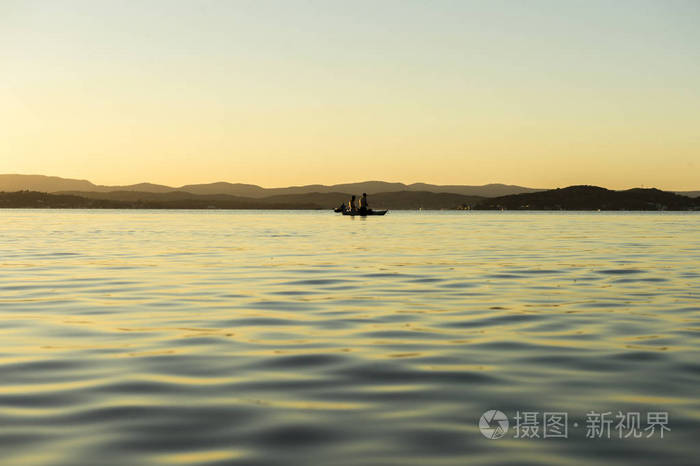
[0,174,541,198]
[1,185,698,210]
[1,175,698,210]
[3,175,698,199]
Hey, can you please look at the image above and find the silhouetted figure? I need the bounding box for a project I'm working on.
[358,192,369,214]
[348,195,357,213]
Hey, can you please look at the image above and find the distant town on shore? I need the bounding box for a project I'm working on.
[1,175,699,211]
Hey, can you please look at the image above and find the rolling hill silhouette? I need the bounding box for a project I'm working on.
[0,174,540,198]
[1,186,697,210]
[475,186,700,210]
[1,176,697,210]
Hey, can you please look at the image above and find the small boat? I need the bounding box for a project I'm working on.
[341,209,388,216]
[333,202,387,216]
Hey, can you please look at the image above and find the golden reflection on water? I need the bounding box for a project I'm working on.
[154,449,248,464]
[0,210,698,465]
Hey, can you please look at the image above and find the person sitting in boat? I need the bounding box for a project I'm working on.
[358,192,369,214]
[348,195,357,213]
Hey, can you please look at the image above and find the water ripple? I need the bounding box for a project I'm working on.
[0,210,698,465]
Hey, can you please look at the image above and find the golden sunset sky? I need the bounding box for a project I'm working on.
[1,0,699,189]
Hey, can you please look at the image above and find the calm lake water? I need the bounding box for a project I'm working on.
[0,210,698,465]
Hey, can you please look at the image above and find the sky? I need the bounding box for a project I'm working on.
[1,0,699,189]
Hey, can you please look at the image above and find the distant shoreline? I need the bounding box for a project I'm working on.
[1,186,698,211]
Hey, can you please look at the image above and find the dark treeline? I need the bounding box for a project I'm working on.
[0,191,316,210]
[1,186,698,210]
[474,186,700,211]
[1,190,485,210]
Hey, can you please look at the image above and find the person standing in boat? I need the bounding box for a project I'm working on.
[348,195,357,213]
[358,193,369,214]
